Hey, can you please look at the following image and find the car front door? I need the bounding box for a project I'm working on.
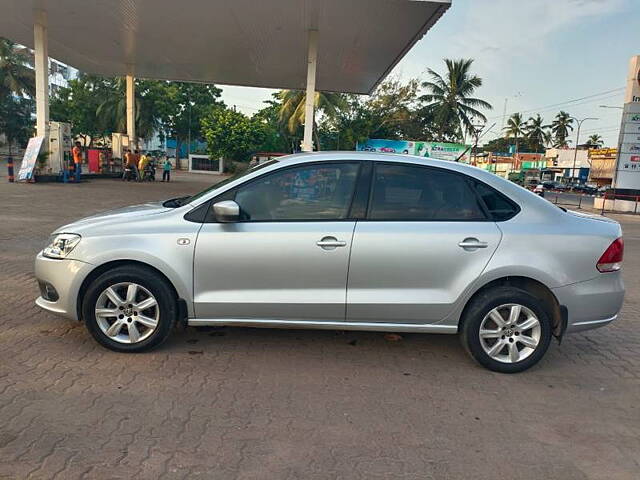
[193,161,361,321]
[346,162,504,324]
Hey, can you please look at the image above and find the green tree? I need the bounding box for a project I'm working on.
[201,107,266,162]
[419,58,492,142]
[0,38,35,153]
[524,114,550,152]
[154,81,224,158]
[94,77,163,142]
[278,89,346,150]
[252,94,295,153]
[503,112,526,155]
[586,134,604,148]
[319,78,426,150]
[551,111,574,147]
[0,95,34,155]
[0,38,34,98]
[50,74,111,146]
[482,136,513,153]
[362,78,422,139]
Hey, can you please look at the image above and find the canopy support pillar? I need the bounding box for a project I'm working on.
[126,74,136,149]
[301,30,318,152]
[34,10,49,138]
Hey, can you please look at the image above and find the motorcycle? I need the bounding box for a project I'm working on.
[142,163,156,182]
[122,165,137,181]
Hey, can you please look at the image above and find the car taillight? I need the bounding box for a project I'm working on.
[597,238,624,273]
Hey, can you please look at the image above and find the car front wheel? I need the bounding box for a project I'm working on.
[461,287,552,373]
[82,265,177,352]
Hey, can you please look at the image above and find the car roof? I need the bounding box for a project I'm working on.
[280,151,466,169]
[191,151,564,220]
[278,151,508,186]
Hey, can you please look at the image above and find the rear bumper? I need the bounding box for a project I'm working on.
[553,272,625,334]
[34,252,94,321]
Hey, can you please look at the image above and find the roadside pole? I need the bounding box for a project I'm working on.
[7,157,14,182]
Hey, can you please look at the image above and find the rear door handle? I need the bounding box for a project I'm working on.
[317,236,347,250]
[458,238,488,249]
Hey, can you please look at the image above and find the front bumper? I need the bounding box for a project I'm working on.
[34,252,94,321]
[552,272,625,334]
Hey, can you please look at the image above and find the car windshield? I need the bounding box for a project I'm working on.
[162,160,280,208]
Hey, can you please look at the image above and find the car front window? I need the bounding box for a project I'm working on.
[183,160,280,206]
[234,163,360,221]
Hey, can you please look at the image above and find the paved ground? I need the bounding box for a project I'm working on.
[0,173,639,479]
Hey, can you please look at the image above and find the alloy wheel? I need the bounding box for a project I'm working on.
[94,282,159,344]
[478,303,541,364]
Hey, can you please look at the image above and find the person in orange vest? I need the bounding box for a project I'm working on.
[72,141,83,183]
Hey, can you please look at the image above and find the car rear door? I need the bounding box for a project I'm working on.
[346,162,503,324]
[193,161,362,321]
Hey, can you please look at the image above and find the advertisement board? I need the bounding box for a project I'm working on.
[357,139,469,162]
[614,55,640,189]
[622,122,640,134]
[17,136,45,182]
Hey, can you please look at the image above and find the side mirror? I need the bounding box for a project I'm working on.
[213,200,240,223]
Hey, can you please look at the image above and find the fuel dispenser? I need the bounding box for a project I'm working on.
[48,121,73,179]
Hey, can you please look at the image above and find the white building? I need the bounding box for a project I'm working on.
[49,59,77,95]
[544,148,591,183]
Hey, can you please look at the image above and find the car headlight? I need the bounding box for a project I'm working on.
[43,233,81,259]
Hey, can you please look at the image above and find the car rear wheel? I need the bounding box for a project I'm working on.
[461,287,552,373]
[82,265,177,352]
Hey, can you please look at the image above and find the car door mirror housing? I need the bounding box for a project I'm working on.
[213,200,240,223]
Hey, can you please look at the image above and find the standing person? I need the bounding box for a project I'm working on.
[123,149,136,181]
[138,151,149,181]
[162,157,172,182]
[72,141,83,183]
[133,150,141,181]
[123,149,130,180]
[98,150,106,173]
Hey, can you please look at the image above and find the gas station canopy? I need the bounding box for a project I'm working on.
[1,0,450,94]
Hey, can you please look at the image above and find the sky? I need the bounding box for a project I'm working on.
[219,0,639,148]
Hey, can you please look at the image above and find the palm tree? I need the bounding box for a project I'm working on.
[551,111,574,147]
[420,58,492,142]
[587,134,604,148]
[96,77,159,142]
[525,114,550,152]
[0,38,35,98]
[277,90,345,150]
[504,112,526,156]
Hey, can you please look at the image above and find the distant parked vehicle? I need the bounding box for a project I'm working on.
[533,184,545,197]
[598,186,612,197]
[572,184,597,195]
[542,181,567,191]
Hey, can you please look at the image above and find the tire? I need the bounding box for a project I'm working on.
[82,265,177,352]
[460,286,552,373]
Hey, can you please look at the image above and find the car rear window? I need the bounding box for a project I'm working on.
[472,181,520,221]
[368,164,487,221]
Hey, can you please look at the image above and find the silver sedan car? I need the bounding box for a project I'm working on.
[35,152,625,373]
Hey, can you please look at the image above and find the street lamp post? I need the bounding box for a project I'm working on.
[471,122,485,165]
[570,117,598,184]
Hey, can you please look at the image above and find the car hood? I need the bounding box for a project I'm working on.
[55,201,172,234]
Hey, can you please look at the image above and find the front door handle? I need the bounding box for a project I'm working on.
[458,238,488,250]
[317,236,347,250]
